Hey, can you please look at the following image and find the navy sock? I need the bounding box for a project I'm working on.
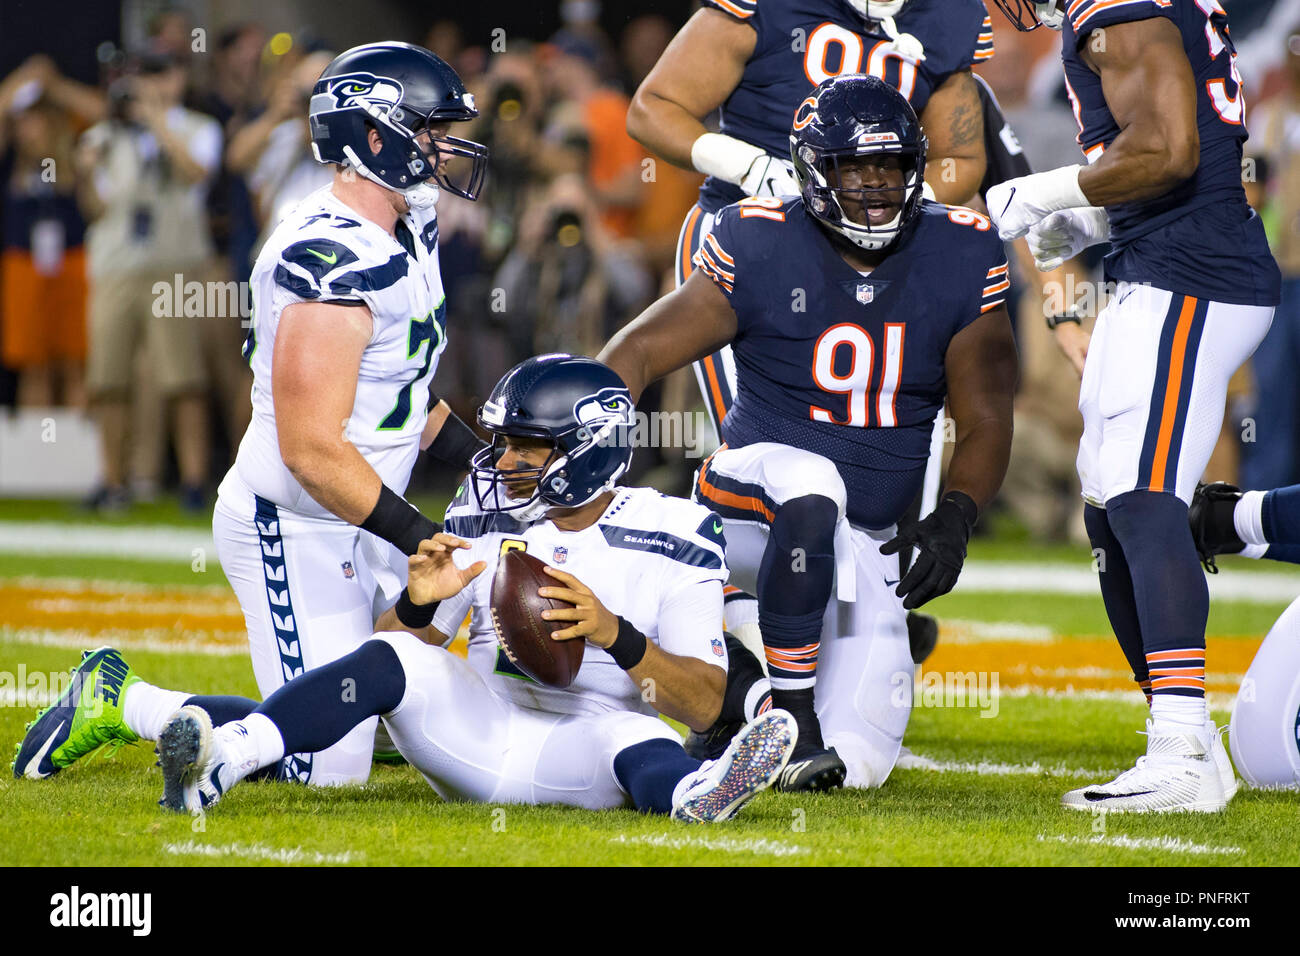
[1264,544,1300,565]
[1084,504,1149,693]
[1262,485,1300,546]
[181,695,258,725]
[255,640,406,756]
[757,495,837,687]
[613,738,701,815]
[1106,491,1208,692]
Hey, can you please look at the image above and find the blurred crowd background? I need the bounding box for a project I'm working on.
[0,0,1294,535]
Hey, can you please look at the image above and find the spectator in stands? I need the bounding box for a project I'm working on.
[0,57,101,409]
[77,53,220,512]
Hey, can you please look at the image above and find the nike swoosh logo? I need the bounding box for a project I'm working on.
[885,578,900,587]
[1118,287,1137,306]
[1085,789,1157,801]
[22,720,65,778]
[998,186,1016,220]
[306,248,338,265]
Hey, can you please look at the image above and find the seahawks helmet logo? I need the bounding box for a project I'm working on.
[325,73,404,112]
[573,387,634,439]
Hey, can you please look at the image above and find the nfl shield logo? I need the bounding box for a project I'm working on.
[341,561,355,580]
[856,283,874,304]
[552,546,568,565]
[711,638,725,658]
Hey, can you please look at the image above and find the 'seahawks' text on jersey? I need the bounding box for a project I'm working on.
[433,482,730,718]
[235,186,448,518]
[1062,0,1279,306]
[698,0,993,213]
[693,196,1008,529]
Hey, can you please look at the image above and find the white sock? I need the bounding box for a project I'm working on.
[724,595,759,629]
[744,678,772,722]
[1234,490,1267,547]
[122,682,191,741]
[1150,695,1209,739]
[220,712,285,777]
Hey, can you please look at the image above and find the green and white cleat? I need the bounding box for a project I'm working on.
[11,647,140,779]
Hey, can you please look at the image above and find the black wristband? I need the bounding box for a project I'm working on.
[940,490,979,535]
[607,617,648,670]
[1046,307,1084,331]
[394,588,438,629]
[427,408,488,471]
[360,485,441,555]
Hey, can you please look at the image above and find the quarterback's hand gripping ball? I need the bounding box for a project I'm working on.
[490,550,584,688]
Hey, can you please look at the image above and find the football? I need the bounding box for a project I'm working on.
[489,549,584,688]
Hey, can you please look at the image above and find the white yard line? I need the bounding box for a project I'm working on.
[3,521,1299,603]
[1037,833,1244,856]
[1,626,248,656]
[899,757,1124,778]
[162,840,363,864]
[609,833,809,857]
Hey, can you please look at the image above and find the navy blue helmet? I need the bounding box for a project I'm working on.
[470,355,635,519]
[987,1,1064,31]
[790,74,928,252]
[309,42,489,204]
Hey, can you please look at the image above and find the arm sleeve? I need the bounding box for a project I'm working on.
[653,577,728,672]
[701,0,758,28]
[969,7,995,67]
[692,205,741,301]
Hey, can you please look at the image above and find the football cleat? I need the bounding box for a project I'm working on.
[1208,721,1237,801]
[683,717,744,763]
[774,745,847,793]
[907,611,939,664]
[672,709,797,823]
[1062,720,1228,813]
[1188,481,1244,574]
[11,646,140,779]
[157,706,243,813]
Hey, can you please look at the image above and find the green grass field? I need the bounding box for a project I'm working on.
[2,502,1298,867]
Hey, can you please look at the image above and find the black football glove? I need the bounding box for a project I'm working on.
[880,491,978,611]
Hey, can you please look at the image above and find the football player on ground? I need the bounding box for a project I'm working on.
[11,43,493,788]
[627,0,996,671]
[1189,481,1300,790]
[15,357,798,823]
[600,75,1018,792]
[987,0,1280,812]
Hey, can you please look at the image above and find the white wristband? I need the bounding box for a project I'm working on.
[1042,164,1090,211]
[690,132,767,187]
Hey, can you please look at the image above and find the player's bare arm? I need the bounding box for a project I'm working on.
[539,567,725,731]
[273,300,383,524]
[942,304,1018,509]
[598,270,737,403]
[374,534,486,639]
[921,69,986,205]
[626,9,755,170]
[1075,18,1199,206]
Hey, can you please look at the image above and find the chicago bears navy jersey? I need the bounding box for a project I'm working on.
[698,0,993,213]
[1062,0,1279,306]
[692,196,1009,529]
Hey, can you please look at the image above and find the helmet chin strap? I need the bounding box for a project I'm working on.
[339,144,441,209]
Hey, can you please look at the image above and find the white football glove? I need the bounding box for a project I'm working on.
[739,153,802,199]
[1026,207,1110,272]
[986,164,1090,241]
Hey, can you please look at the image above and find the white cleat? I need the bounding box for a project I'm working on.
[1062,720,1227,814]
[156,706,243,813]
[672,709,797,824]
[1208,721,1237,801]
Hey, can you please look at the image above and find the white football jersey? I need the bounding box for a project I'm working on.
[433,481,731,718]
[230,185,448,519]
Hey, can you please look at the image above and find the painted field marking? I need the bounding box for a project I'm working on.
[610,833,809,857]
[162,840,363,864]
[1037,833,1244,856]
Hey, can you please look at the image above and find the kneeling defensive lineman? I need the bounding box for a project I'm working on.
[15,357,796,822]
[988,0,1280,812]
[601,75,1017,791]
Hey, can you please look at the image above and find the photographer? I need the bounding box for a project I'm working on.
[77,52,220,511]
[493,173,651,362]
